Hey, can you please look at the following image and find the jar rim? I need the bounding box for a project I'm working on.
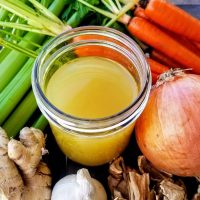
[32,26,151,132]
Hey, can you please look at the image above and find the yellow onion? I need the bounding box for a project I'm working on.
[135,69,200,177]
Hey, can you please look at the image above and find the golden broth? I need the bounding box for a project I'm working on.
[46,56,139,165]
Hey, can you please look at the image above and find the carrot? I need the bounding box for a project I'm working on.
[150,50,182,69]
[134,7,148,19]
[144,0,200,42]
[193,42,200,50]
[147,58,169,74]
[146,57,169,85]
[134,6,200,56]
[127,17,200,74]
[165,31,200,57]
[73,35,132,68]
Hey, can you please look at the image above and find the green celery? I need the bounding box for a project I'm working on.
[77,0,115,19]
[0,48,11,61]
[0,0,68,135]
[0,22,56,36]
[0,0,67,35]
[28,0,64,25]
[0,58,34,124]
[77,0,132,26]
[0,29,42,48]
[0,37,38,58]
[66,12,84,28]
[40,0,54,8]
[0,8,8,21]
[0,0,68,92]
[105,1,134,26]
[63,0,100,28]
[2,91,38,138]
[33,114,48,131]
[0,33,44,92]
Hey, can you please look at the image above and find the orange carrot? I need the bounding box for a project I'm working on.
[150,50,182,69]
[134,6,200,56]
[144,0,200,42]
[134,5,200,56]
[193,42,200,50]
[165,30,200,57]
[147,58,169,74]
[134,7,148,19]
[127,17,200,74]
[73,35,131,68]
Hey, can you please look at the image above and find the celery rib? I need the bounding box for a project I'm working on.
[0,37,38,58]
[0,0,67,92]
[28,0,64,25]
[0,8,9,21]
[105,1,134,26]
[2,91,38,138]
[0,22,56,36]
[0,32,45,92]
[0,29,42,48]
[0,0,68,36]
[32,114,48,131]
[0,47,11,61]
[0,0,68,136]
[77,0,116,19]
[0,58,34,124]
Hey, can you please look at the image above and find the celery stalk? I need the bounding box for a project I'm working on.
[0,33,44,92]
[0,58,34,124]
[0,8,8,21]
[0,48,11,61]
[0,0,67,35]
[0,0,68,135]
[2,91,38,138]
[0,22,56,36]
[0,0,67,92]
[0,37,38,58]
[0,29,42,48]
[32,114,48,131]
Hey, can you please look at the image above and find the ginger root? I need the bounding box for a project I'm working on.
[0,127,51,200]
[0,128,23,200]
[8,127,46,178]
[22,162,51,200]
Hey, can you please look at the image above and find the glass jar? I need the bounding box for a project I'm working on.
[32,26,151,166]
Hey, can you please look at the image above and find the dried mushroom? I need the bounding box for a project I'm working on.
[128,171,151,200]
[108,157,128,199]
[159,180,187,200]
[138,156,172,182]
[109,157,125,179]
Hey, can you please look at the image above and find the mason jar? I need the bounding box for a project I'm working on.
[32,26,151,166]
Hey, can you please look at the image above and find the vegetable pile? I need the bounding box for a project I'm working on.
[0,0,200,199]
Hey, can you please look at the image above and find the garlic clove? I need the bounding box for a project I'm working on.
[90,178,107,200]
[51,175,79,200]
[76,168,95,199]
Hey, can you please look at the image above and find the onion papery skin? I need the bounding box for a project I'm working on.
[135,73,200,177]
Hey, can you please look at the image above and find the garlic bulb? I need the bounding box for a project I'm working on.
[51,168,107,200]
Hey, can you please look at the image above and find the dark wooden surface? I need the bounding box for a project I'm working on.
[46,3,200,199]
